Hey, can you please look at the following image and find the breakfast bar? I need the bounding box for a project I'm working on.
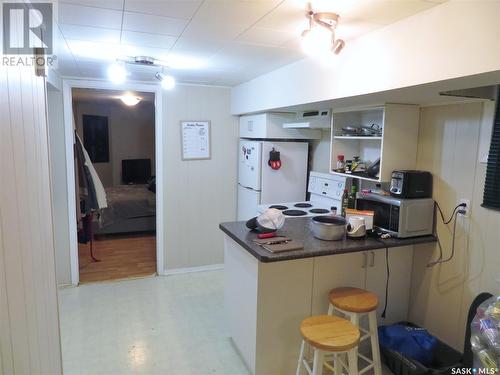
[220,218,436,375]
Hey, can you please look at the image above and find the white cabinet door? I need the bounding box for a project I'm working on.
[238,140,262,190]
[365,247,414,325]
[311,252,367,315]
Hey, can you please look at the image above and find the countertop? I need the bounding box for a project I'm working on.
[219,218,437,263]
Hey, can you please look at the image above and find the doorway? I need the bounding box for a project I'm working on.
[63,81,164,285]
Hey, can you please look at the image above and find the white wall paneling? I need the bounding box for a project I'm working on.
[162,85,238,270]
[0,65,63,374]
[409,101,500,350]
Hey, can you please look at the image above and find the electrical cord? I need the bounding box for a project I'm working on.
[427,208,466,267]
[435,202,465,224]
[381,247,389,319]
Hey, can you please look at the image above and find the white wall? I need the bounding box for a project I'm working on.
[231,0,500,114]
[74,100,155,187]
[162,85,238,270]
[47,88,72,286]
[310,129,331,173]
[0,66,63,374]
[409,101,500,350]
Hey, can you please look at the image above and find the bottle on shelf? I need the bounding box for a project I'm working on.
[335,154,345,172]
[341,189,349,217]
[347,186,357,209]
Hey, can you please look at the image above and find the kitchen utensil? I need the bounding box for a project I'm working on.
[262,240,303,253]
[342,126,359,135]
[366,158,380,177]
[252,236,291,245]
[347,216,366,238]
[257,232,277,239]
[310,216,346,241]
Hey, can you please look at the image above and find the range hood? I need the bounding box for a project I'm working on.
[439,85,498,100]
[283,109,331,129]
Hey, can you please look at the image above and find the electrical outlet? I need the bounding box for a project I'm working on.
[458,199,471,217]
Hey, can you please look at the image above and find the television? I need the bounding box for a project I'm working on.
[122,159,151,184]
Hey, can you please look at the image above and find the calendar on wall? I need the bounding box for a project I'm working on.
[180,121,211,160]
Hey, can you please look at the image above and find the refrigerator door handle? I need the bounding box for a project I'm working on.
[239,184,261,192]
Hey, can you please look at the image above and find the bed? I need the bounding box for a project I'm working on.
[93,184,156,235]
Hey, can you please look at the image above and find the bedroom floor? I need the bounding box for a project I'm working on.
[78,234,156,283]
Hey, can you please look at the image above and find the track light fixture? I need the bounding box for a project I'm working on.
[301,2,345,57]
[155,71,176,90]
[107,56,176,89]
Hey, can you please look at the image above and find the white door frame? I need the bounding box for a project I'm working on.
[62,79,165,285]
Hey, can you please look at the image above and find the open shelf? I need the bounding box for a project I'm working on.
[330,171,380,182]
[334,136,382,140]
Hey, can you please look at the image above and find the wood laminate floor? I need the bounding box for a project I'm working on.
[78,234,156,284]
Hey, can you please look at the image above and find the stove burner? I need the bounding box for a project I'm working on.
[294,203,313,208]
[283,209,307,216]
[309,208,330,214]
[269,205,288,210]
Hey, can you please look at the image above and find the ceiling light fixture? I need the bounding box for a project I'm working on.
[301,2,345,57]
[107,62,128,84]
[119,93,142,106]
[155,71,176,90]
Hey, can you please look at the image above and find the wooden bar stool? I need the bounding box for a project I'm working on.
[328,287,382,375]
[296,315,360,375]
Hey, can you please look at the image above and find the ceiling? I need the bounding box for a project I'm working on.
[55,0,447,87]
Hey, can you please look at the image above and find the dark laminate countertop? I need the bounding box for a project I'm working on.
[219,217,437,263]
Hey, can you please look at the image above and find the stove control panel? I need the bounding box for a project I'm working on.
[308,174,345,199]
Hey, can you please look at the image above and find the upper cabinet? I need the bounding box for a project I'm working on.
[330,104,420,182]
[239,113,322,140]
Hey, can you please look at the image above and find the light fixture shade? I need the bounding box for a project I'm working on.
[301,26,333,56]
[119,94,141,106]
[156,72,176,90]
[107,63,127,84]
[332,39,345,55]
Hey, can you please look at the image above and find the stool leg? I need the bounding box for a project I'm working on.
[368,310,382,375]
[312,349,324,375]
[296,340,305,375]
[347,348,359,375]
[327,303,334,315]
[333,353,341,375]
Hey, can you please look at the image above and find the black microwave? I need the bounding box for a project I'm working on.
[356,194,434,238]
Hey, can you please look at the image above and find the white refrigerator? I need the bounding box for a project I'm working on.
[237,140,309,220]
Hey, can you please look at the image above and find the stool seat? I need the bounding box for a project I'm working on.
[300,315,360,352]
[329,287,379,313]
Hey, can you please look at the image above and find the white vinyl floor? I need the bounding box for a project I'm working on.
[58,270,249,375]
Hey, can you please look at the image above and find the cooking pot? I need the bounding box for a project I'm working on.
[310,216,346,241]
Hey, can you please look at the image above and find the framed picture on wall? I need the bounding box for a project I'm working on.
[83,114,109,163]
[180,120,211,160]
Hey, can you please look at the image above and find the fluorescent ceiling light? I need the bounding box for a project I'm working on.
[155,72,175,90]
[119,93,141,106]
[107,63,127,84]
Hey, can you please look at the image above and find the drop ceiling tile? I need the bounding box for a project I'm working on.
[169,37,232,60]
[335,20,384,41]
[182,21,247,40]
[60,0,124,11]
[123,12,188,36]
[124,1,202,20]
[59,24,121,43]
[254,0,308,32]
[193,0,280,24]
[65,39,140,62]
[121,31,177,49]
[59,3,123,29]
[236,27,297,47]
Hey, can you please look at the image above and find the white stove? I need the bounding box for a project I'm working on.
[257,171,346,218]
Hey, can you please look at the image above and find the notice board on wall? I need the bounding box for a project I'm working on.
[180,121,211,160]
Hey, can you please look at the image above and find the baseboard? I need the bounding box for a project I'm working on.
[162,263,224,276]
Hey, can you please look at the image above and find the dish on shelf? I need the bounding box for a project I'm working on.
[339,123,382,137]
